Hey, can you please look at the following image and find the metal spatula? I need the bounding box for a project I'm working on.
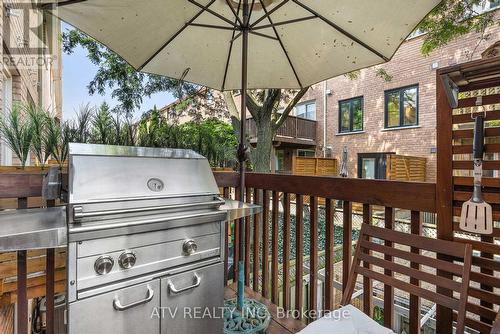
[460,115,493,234]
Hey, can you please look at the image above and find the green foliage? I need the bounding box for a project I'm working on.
[24,103,50,167]
[71,103,93,143]
[375,68,393,82]
[418,0,497,56]
[91,102,114,144]
[44,116,72,168]
[0,103,34,168]
[344,70,360,80]
[136,107,237,167]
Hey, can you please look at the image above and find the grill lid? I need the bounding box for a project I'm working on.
[68,143,219,204]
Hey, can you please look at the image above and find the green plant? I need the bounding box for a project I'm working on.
[114,117,137,146]
[25,103,50,167]
[73,103,94,143]
[45,116,74,168]
[0,103,34,168]
[375,68,393,82]
[91,102,114,144]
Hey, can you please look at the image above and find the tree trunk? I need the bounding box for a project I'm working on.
[254,115,273,173]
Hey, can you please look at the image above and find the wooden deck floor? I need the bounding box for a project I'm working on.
[224,284,305,334]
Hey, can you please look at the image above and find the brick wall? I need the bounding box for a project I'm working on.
[304,13,500,182]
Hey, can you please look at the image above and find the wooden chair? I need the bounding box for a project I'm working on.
[341,224,473,334]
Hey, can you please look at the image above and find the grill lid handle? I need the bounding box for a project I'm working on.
[72,197,225,220]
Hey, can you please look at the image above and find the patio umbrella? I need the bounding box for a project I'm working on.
[340,146,348,178]
[42,0,441,314]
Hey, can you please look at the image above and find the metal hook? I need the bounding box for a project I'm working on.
[471,96,487,119]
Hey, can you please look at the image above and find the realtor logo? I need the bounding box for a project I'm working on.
[3,0,59,69]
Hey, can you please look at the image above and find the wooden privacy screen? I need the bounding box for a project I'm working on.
[386,155,427,182]
[437,57,500,334]
[292,157,337,176]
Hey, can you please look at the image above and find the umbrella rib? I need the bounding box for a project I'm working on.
[249,31,278,41]
[247,0,256,25]
[221,0,242,90]
[252,15,317,31]
[292,0,389,62]
[250,0,289,28]
[225,0,244,27]
[187,0,238,28]
[258,0,303,88]
[189,23,237,30]
[137,0,217,72]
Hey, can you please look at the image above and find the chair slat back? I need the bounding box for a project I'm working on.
[341,224,473,334]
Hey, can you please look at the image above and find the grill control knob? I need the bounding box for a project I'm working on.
[118,251,136,270]
[182,239,197,255]
[94,256,114,275]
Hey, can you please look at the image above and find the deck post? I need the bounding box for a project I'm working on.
[435,71,454,333]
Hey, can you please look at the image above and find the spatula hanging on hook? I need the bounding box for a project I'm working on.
[459,115,493,234]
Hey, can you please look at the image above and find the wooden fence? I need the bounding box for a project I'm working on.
[292,157,337,176]
[386,154,427,182]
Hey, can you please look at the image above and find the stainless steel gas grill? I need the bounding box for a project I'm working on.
[64,143,228,334]
[0,143,260,334]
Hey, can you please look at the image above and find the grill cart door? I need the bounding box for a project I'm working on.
[68,280,160,334]
[161,263,224,334]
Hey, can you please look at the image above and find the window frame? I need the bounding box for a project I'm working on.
[338,96,364,133]
[295,100,316,121]
[384,85,419,129]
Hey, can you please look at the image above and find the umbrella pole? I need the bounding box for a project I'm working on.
[237,0,249,312]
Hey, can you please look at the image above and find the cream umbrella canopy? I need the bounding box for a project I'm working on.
[43,0,441,312]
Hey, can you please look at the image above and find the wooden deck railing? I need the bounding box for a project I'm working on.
[214,171,438,333]
[0,169,498,334]
[0,169,61,334]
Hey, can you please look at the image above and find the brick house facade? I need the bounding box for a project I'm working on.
[0,0,62,166]
[301,11,500,182]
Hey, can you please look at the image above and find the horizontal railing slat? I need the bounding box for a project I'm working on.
[212,172,437,213]
[0,174,44,198]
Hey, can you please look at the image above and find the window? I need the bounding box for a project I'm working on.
[275,149,285,172]
[339,97,363,133]
[490,0,500,9]
[385,85,418,128]
[297,149,315,157]
[295,101,316,120]
[474,0,500,12]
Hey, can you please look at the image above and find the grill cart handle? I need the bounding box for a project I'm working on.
[112,285,154,311]
[167,273,201,294]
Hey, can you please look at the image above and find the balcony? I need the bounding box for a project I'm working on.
[246,115,317,146]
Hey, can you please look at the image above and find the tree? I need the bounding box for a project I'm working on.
[419,0,498,56]
[223,89,308,172]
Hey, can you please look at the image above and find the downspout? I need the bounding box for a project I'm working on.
[323,80,328,158]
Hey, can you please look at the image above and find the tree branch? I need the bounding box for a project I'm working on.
[273,87,309,130]
[245,92,261,120]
